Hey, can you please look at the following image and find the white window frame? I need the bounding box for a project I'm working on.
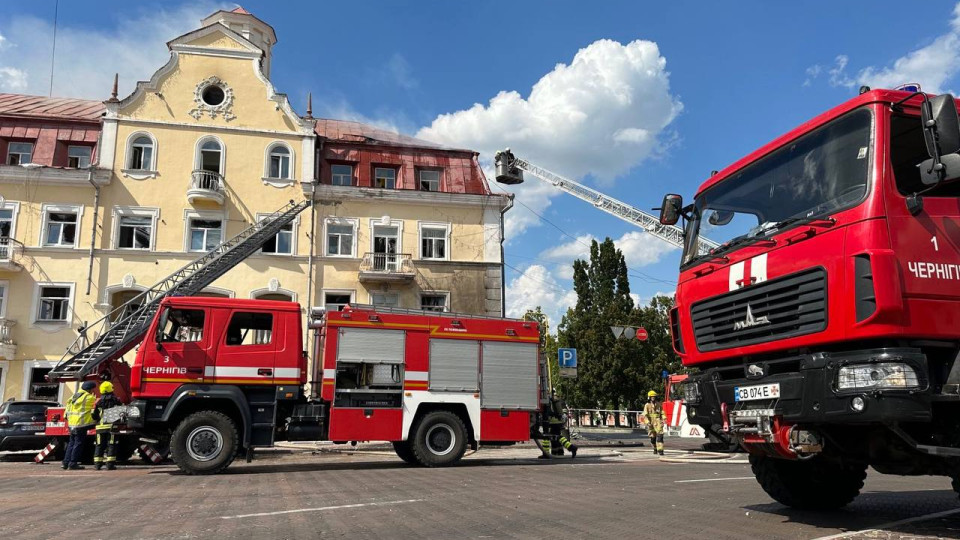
[32,281,75,324]
[0,200,20,239]
[112,206,159,251]
[373,167,397,189]
[418,222,450,261]
[21,360,63,403]
[124,131,157,174]
[258,212,299,256]
[330,163,354,186]
[0,279,8,318]
[66,145,92,169]
[183,209,227,253]
[417,168,441,192]
[263,141,295,181]
[322,289,355,312]
[369,218,404,254]
[250,287,298,303]
[325,217,358,258]
[420,291,450,312]
[7,141,34,165]
[0,359,8,402]
[195,135,226,175]
[40,203,83,249]
[197,287,235,298]
[369,292,400,307]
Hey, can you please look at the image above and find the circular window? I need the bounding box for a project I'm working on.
[201,85,225,107]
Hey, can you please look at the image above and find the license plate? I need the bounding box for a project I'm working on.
[19,423,45,431]
[734,383,780,402]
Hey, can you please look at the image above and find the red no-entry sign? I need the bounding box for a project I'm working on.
[636,328,648,341]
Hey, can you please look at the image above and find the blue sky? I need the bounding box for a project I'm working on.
[2,0,960,326]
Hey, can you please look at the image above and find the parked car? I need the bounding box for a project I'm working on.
[0,400,53,452]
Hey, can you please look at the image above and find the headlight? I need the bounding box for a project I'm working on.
[125,405,141,418]
[680,381,701,404]
[837,363,920,391]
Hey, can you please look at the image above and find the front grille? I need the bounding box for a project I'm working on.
[691,268,827,352]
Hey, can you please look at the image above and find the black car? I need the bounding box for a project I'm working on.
[0,400,52,452]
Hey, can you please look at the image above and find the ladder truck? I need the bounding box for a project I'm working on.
[42,199,551,474]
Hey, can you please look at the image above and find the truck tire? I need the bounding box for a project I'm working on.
[170,411,238,475]
[750,454,867,509]
[392,441,418,465]
[410,410,468,467]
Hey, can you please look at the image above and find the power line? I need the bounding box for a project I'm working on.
[48,0,58,97]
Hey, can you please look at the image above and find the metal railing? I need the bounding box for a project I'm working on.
[359,252,415,274]
[190,169,225,194]
[0,237,23,262]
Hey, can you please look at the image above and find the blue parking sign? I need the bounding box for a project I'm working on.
[559,348,577,368]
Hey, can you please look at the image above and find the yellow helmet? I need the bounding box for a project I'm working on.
[99,381,114,394]
[647,390,658,398]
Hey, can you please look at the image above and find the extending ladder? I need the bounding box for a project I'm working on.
[48,199,311,381]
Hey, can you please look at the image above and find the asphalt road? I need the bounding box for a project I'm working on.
[0,439,958,540]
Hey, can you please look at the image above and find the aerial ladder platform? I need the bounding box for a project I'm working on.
[493,149,718,256]
[48,199,311,382]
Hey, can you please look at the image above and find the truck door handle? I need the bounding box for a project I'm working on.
[258,368,273,376]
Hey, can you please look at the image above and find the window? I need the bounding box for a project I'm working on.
[117,215,153,250]
[374,167,397,189]
[331,164,353,186]
[7,142,33,165]
[37,285,71,322]
[421,293,448,312]
[324,292,353,312]
[201,85,225,107]
[189,218,222,252]
[199,139,223,174]
[262,221,293,255]
[418,169,440,191]
[0,281,7,318]
[27,367,58,402]
[67,146,92,168]
[225,312,274,346]
[890,114,960,196]
[0,207,13,238]
[268,144,291,179]
[158,308,205,343]
[326,221,355,257]
[420,225,448,260]
[43,210,79,247]
[371,292,399,307]
[128,135,154,170]
[255,292,294,302]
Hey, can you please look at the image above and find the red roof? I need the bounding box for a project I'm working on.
[231,6,252,15]
[315,118,473,153]
[0,93,104,122]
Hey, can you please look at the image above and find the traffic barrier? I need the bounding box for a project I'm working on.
[34,441,58,464]
[140,443,163,464]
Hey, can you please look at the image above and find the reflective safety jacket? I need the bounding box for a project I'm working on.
[65,389,96,428]
[643,402,665,433]
[95,393,123,429]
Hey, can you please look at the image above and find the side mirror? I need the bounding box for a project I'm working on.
[659,194,683,226]
[922,94,960,158]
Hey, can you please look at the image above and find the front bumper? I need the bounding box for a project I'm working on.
[0,432,48,451]
[686,348,932,429]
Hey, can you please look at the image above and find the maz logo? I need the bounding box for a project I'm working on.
[733,305,770,331]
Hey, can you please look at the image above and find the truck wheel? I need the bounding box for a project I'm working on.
[170,411,238,475]
[392,441,418,465]
[750,454,867,509]
[410,410,468,467]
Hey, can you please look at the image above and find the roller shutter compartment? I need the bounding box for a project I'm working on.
[429,339,479,392]
[480,341,538,410]
[337,328,405,363]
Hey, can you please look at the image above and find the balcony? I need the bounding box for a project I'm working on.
[358,252,416,283]
[0,319,16,360]
[0,238,23,272]
[187,169,226,205]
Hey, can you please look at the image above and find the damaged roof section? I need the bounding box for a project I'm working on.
[315,118,472,153]
[0,94,105,122]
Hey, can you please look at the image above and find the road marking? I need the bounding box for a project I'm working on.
[810,507,960,540]
[221,498,424,520]
[674,476,755,483]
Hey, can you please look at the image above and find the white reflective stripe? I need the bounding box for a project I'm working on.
[323,369,336,379]
[208,366,271,378]
[204,366,215,377]
[671,400,682,427]
[729,261,745,291]
[752,253,768,284]
[404,370,429,382]
[275,368,300,379]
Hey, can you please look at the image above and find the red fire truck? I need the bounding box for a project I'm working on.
[43,201,549,474]
[659,88,960,508]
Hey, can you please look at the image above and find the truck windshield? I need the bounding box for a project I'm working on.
[682,108,873,266]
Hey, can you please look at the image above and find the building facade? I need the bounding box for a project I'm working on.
[0,8,509,403]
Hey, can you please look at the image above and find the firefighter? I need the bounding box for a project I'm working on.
[538,398,578,458]
[62,381,97,470]
[643,390,665,456]
[93,381,123,470]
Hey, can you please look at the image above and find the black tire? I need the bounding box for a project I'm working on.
[750,454,867,509]
[170,411,238,475]
[392,441,418,465]
[410,410,468,467]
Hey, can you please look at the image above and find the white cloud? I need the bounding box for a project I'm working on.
[0,2,227,99]
[805,3,960,94]
[539,230,677,270]
[505,264,577,329]
[419,39,682,237]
